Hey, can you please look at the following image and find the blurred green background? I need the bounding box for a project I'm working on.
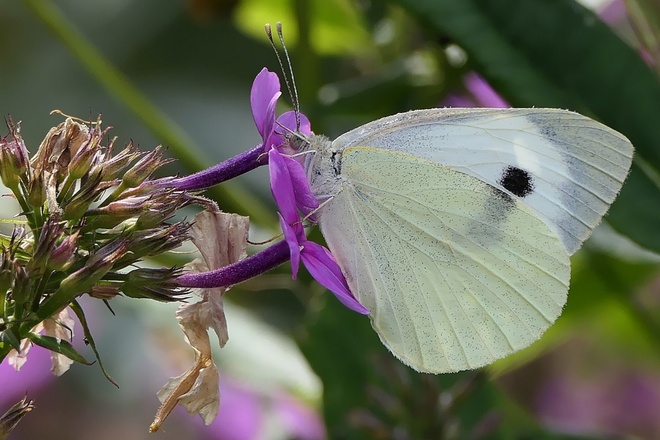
[2,0,660,439]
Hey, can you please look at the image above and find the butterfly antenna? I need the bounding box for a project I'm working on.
[265,22,301,131]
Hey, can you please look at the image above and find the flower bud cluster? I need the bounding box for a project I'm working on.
[0,116,193,363]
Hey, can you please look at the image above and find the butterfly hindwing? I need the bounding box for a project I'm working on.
[316,147,571,373]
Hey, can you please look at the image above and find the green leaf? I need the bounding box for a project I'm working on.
[393,0,660,253]
[70,300,119,388]
[27,332,92,365]
[0,330,21,351]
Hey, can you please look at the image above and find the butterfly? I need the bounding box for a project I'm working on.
[298,108,633,373]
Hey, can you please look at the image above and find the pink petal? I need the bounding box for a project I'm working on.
[250,68,282,140]
[278,213,301,279]
[301,242,369,315]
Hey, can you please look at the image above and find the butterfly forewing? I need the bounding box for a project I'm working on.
[331,108,634,255]
[316,147,570,373]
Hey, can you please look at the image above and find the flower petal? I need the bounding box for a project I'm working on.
[250,68,281,141]
[281,154,319,216]
[268,147,298,223]
[277,111,313,137]
[268,111,313,156]
[301,242,369,315]
[278,213,301,279]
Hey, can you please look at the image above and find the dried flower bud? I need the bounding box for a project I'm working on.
[122,146,171,188]
[32,118,90,177]
[0,121,29,189]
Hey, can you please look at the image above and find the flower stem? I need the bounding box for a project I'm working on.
[176,240,290,289]
[166,145,267,191]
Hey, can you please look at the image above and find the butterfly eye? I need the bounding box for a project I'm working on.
[498,165,534,198]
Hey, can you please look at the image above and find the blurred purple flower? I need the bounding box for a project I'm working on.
[268,147,368,315]
[443,72,509,109]
[204,378,325,440]
[0,346,53,406]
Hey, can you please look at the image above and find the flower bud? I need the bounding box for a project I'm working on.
[48,231,79,271]
[122,146,171,188]
[62,176,116,220]
[0,396,34,439]
[27,170,46,207]
[68,139,100,180]
[28,217,63,273]
[89,283,121,300]
[122,267,187,302]
[11,260,31,306]
[0,122,29,189]
[59,239,128,297]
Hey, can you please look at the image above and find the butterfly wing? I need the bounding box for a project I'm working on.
[331,108,634,255]
[316,147,570,373]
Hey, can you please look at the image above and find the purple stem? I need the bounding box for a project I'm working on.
[166,145,267,191]
[176,240,291,288]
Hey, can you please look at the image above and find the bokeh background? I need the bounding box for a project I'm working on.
[2,0,660,439]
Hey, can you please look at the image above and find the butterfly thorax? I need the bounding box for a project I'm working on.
[299,134,344,200]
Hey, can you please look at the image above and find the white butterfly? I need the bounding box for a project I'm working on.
[300,108,633,373]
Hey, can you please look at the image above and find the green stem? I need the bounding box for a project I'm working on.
[21,0,275,226]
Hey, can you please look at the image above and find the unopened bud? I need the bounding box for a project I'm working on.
[101,141,139,180]
[0,122,29,189]
[89,283,121,300]
[27,169,46,207]
[28,217,63,272]
[59,239,128,296]
[68,140,100,180]
[63,176,116,220]
[0,396,34,439]
[11,261,31,305]
[88,195,151,217]
[122,267,187,302]
[122,146,171,188]
[48,231,79,271]
[126,223,190,261]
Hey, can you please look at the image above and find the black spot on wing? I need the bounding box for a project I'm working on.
[498,166,534,198]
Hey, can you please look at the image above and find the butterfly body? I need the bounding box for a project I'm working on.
[300,108,633,373]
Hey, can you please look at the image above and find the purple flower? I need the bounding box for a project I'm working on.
[165,68,311,191]
[178,68,367,315]
[251,68,312,154]
[268,147,368,315]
